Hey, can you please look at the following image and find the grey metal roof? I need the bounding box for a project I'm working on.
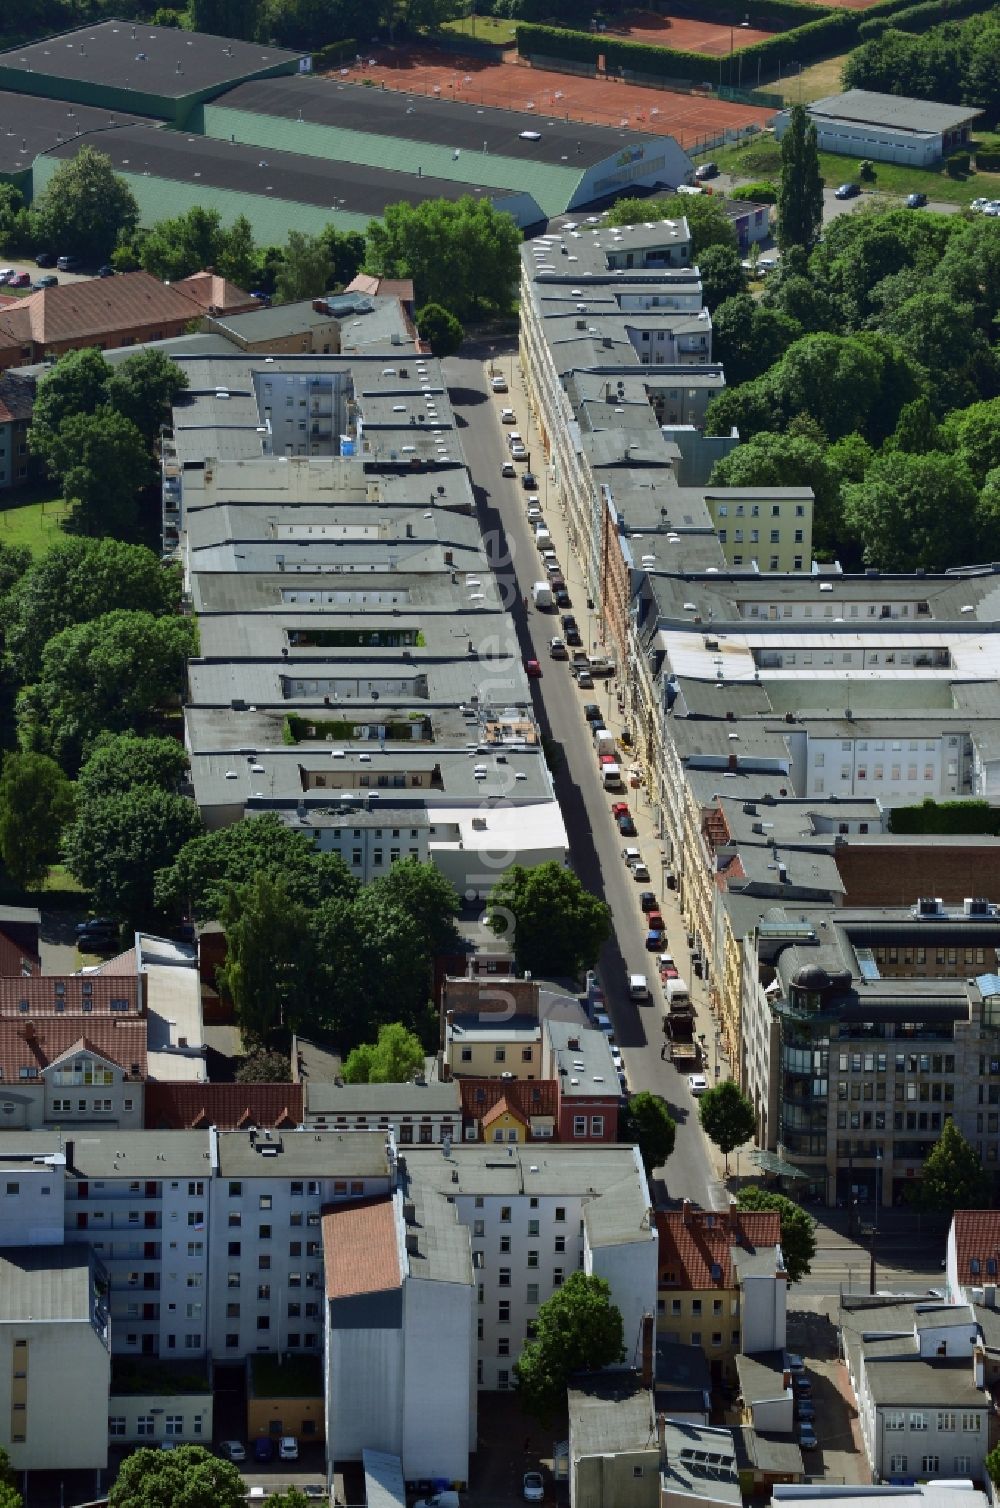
[735,1352,789,1405]
[0,90,147,175]
[864,1357,987,1409]
[305,1080,461,1115]
[569,1376,657,1457]
[47,124,516,217]
[405,1183,473,1288]
[219,75,668,170]
[0,22,305,99]
[0,1245,96,1323]
[583,1171,655,1249]
[809,89,983,136]
[217,1128,391,1177]
[404,1142,645,1199]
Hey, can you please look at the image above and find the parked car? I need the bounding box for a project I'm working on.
[794,1376,813,1398]
[34,251,56,267]
[526,504,542,523]
[97,263,115,278]
[694,161,718,181]
[906,191,927,208]
[491,374,508,393]
[501,407,516,423]
[522,471,537,490]
[510,444,528,462]
[563,623,582,647]
[549,636,567,659]
[617,812,636,836]
[501,460,515,477]
[414,1496,460,1508]
[784,1352,806,1374]
[576,669,594,689]
[795,1399,816,1422]
[622,846,642,867]
[628,972,650,1001]
[76,917,116,940]
[253,1437,275,1462]
[799,1424,818,1451]
[632,861,650,882]
[835,182,860,199]
[32,275,58,289]
[583,703,602,722]
[523,1472,545,1502]
[0,269,13,285]
[219,1441,246,1462]
[639,891,658,912]
[56,255,80,272]
[688,1073,709,1096]
[554,587,572,609]
[647,910,665,932]
[645,930,664,951]
[7,272,30,288]
[278,1437,299,1461]
[525,657,542,678]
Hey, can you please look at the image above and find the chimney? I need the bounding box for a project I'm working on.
[727,753,738,772]
[682,1198,692,1227]
[641,1313,655,1388]
[985,1284,997,1311]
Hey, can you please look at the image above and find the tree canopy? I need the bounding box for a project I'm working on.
[776,102,823,253]
[620,1091,676,1177]
[488,862,612,979]
[915,1119,990,1212]
[0,752,74,890]
[32,146,138,262]
[698,1079,756,1171]
[343,1022,426,1084]
[76,732,189,804]
[217,872,317,1039]
[41,406,152,539]
[842,450,980,572]
[109,1445,246,1508]
[417,302,463,358]
[63,786,202,928]
[364,196,521,320]
[737,1186,816,1283]
[515,1271,625,1420]
[274,230,334,304]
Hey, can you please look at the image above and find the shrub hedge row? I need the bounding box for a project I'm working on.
[857,0,995,40]
[890,800,1000,836]
[974,148,1000,170]
[516,0,973,85]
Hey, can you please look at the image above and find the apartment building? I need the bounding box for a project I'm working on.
[402,1143,656,1392]
[656,1202,786,1381]
[840,1297,993,1484]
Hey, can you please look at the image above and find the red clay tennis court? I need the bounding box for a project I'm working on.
[334,48,777,148]
[608,9,776,55]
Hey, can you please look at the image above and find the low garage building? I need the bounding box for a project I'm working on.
[775,89,982,167]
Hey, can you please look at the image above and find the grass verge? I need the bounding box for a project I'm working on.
[0,492,71,557]
[439,14,517,43]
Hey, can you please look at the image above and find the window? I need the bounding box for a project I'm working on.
[259,1195,272,1210]
[500,1206,511,1223]
[889,1457,908,1475]
[938,1413,956,1432]
[555,1207,566,1222]
[910,1414,927,1432]
[573,1116,586,1137]
[109,1417,126,1438]
[921,1457,940,1475]
[498,1337,510,1356]
[954,1457,971,1475]
[137,1416,155,1437]
[962,1414,981,1432]
[499,1268,511,1287]
[527,1251,538,1268]
[884,1414,905,1432]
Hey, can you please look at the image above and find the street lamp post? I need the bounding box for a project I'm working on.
[869,1147,883,1295]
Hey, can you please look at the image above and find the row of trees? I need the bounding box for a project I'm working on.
[0,147,520,333]
[844,8,1000,121]
[700,124,1000,571]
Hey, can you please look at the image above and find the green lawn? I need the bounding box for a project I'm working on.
[0,493,71,557]
[695,136,1000,207]
[439,13,517,43]
[775,52,850,105]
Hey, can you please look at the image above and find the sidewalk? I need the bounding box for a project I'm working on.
[493,355,739,1192]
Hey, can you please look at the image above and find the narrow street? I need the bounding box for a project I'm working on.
[444,344,726,1209]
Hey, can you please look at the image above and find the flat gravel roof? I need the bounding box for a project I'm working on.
[0,89,148,174]
[46,124,516,216]
[217,74,666,169]
[0,21,305,100]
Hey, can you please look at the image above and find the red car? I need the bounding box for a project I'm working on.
[7,272,30,288]
[525,658,542,678]
[647,910,665,932]
[611,802,631,821]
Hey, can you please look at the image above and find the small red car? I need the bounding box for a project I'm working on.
[525,658,542,678]
[611,802,631,820]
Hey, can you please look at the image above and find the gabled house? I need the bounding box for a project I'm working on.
[0,1021,147,1129]
[947,1211,1000,1306]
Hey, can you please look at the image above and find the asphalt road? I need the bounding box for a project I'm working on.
[444,347,725,1210]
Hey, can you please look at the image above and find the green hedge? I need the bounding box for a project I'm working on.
[890,799,1000,836]
[974,148,1000,169]
[858,0,995,38]
[312,37,357,69]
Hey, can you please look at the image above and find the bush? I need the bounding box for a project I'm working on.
[973,148,1000,170]
[728,179,778,203]
[947,148,971,177]
[890,799,1000,835]
[859,158,877,181]
[312,38,357,70]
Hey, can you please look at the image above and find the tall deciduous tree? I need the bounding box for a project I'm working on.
[30,348,112,452]
[697,244,746,312]
[38,406,152,539]
[368,856,460,956]
[915,1119,990,1212]
[737,1186,816,1283]
[488,862,612,979]
[105,348,189,441]
[515,1272,625,1420]
[364,196,521,320]
[0,752,74,890]
[343,1023,426,1084]
[109,1445,245,1508]
[416,302,464,358]
[189,0,262,39]
[77,733,188,803]
[274,230,334,304]
[63,787,201,928]
[776,103,823,253]
[698,1079,756,1172]
[3,537,178,684]
[620,1092,676,1177]
[843,450,979,572]
[217,872,317,1040]
[32,147,138,263]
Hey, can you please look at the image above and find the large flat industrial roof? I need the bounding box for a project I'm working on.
[0,90,148,176]
[0,21,305,101]
[216,75,667,170]
[45,123,517,218]
[809,89,983,136]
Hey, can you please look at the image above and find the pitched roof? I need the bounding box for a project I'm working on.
[0,1018,147,1081]
[481,1095,528,1130]
[322,1196,401,1300]
[346,274,415,304]
[0,371,35,425]
[0,270,244,350]
[459,1077,559,1124]
[0,975,139,1016]
[177,271,257,316]
[657,1207,782,1290]
[144,1081,303,1129]
[952,1210,1000,1285]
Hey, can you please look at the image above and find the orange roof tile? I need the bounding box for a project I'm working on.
[481,1095,528,1129]
[460,1077,559,1125]
[953,1211,1000,1284]
[177,270,256,315]
[0,1017,147,1082]
[657,1207,782,1290]
[144,1082,303,1129]
[0,976,139,1016]
[322,1197,401,1300]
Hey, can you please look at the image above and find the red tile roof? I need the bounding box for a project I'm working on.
[460,1077,559,1127]
[952,1211,1000,1283]
[0,976,139,1016]
[322,1197,400,1300]
[657,1207,782,1290]
[144,1081,303,1129]
[0,1018,147,1082]
[177,270,258,315]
